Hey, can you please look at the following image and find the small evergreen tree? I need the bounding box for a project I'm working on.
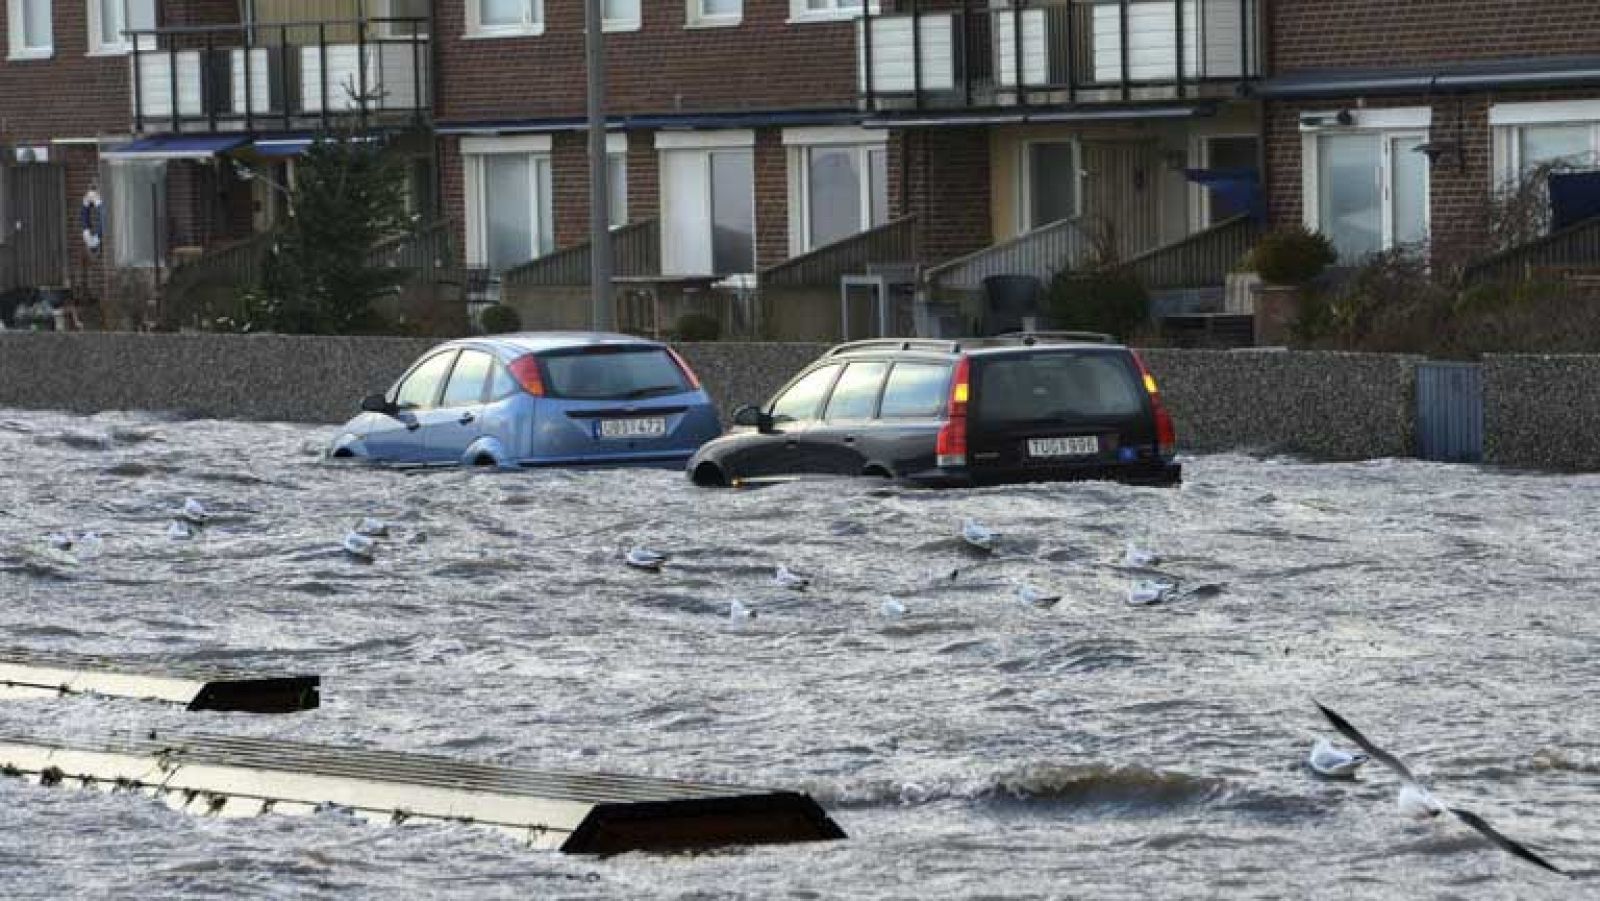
[261,130,410,334]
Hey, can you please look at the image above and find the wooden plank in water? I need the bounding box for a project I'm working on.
[0,731,846,853]
[0,648,319,713]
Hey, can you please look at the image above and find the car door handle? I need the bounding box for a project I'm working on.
[458,411,476,425]
[842,435,856,444]
[785,440,799,450]
[405,420,421,431]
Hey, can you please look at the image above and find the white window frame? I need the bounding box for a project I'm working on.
[1018,138,1081,233]
[602,0,641,32]
[1300,108,1433,258]
[8,0,54,60]
[686,0,741,29]
[1489,100,1600,189]
[783,127,888,256]
[656,129,756,277]
[465,0,543,39]
[462,134,554,272]
[789,0,876,25]
[606,132,628,228]
[87,0,154,55]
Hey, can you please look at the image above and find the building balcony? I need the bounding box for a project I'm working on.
[128,17,430,134]
[858,0,1260,116]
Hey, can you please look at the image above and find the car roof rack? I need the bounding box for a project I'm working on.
[825,339,963,357]
[985,330,1116,345]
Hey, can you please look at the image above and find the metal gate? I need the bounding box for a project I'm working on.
[1416,362,1483,463]
[0,163,68,294]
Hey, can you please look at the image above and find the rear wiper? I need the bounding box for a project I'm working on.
[619,384,683,400]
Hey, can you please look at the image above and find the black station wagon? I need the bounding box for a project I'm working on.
[687,333,1180,488]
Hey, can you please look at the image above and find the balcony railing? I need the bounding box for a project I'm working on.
[859,0,1259,113]
[128,18,430,134]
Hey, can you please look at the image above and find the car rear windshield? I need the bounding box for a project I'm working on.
[539,348,690,401]
[973,351,1144,425]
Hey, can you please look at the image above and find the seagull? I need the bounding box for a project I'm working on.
[1014,582,1061,610]
[961,518,998,552]
[1123,540,1160,567]
[46,532,74,551]
[625,546,668,571]
[180,497,209,525]
[1308,738,1369,778]
[354,517,389,537]
[773,565,812,591]
[879,597,908,618]
[74,531,103,560]
[729,599,756,622]
[1314,701,1566,876]
[1126,579,1176,606]
[167,519,196,541]
[342,532,376,560]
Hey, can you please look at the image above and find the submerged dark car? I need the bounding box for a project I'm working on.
[688,333,1180,488]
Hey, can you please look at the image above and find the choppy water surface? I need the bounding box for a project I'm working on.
[0,409,1594,899]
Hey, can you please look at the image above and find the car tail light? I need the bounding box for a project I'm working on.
[666,347,702,390]
[936,355,971,468]
[507,354,546,397]
[1131,351,1175,458]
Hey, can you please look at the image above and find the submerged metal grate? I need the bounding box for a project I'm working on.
[0,648,319,713]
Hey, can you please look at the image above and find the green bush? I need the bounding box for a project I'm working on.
[674,312,721,341]
[479,304,522,335]
[1248,227,1337,286]
[1045,267,1150,342]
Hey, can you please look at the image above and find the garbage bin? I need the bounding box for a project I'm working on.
[981,274,1045,336]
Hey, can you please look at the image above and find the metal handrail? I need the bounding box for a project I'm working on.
[501,219,661,290]
[924,216,1090,294]
[1123,213,1260,290]
[759,217,918,289]
[1463,215,1600,285]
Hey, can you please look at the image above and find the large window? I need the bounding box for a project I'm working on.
[787,130,889,254]
[8,0,53,59]
[824,361,888,421]
[109,160,165,268]
[395,352,457,410]
[603,0,639,31]
[441,350,494,408]
[792,0,867,22]
[687,0,741,27]
[879,363,950,419]
[469,0,542,37]
[464,136,554,274]
[659,132,755,276]
[89,0,154,54]
[770,365,841,423]
[606,134,628,227]
[1198,135,1259,226]
[1024,141,1078,231]
[1302,111,1430,261]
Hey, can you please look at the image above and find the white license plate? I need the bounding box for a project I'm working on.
[599,417,667,439]
[1027,436,1100,458]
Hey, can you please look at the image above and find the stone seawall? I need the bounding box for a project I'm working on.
[0,333,1548,468]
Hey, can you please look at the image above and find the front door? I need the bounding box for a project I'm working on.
[723,363,842,480]
[1080,140,1164,259]
[427,349,493,462]
[368,349,456,464]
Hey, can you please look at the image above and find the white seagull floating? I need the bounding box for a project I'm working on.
[180,497,209,525]
[624,546,668,571]
[960,518,999,552]
[1126,579,1176,606]
[354,517,390,537]
[1014,582,1061,610]
[1307,738,1369,778]
[1123,540,1160,568]
[729,599,756,622]
[1315,701,1566,876]
[879,597,908,618]
[773,565,812,591]
[166,519,196,541]
[342,531,377,560]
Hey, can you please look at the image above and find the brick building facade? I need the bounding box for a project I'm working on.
[1260,0,1600,261]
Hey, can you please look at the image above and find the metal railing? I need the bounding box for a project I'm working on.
[1124,213,1259,290]
[128,18,430,134]
[861,0,1259,112]
[366,218,456,283]
[924,216,1090,296]
[501,220,660,291]
[760,217,918,288]
[1463,215,1600,286]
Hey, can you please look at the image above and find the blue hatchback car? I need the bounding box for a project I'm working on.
[329,332,722,468]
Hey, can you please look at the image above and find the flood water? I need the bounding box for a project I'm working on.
[0,409,1594,899]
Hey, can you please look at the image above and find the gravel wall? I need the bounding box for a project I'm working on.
[0,334,1453,463]
[1139,349,1422,460]
[1482,354,1600,471]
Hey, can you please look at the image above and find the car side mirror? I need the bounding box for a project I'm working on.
[361,392,398,417]
[732,404,772,432]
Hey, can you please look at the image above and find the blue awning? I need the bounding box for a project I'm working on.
[101,134,250,161]
[251,137,313,157]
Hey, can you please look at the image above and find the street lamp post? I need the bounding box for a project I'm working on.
[585,0,614,331]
